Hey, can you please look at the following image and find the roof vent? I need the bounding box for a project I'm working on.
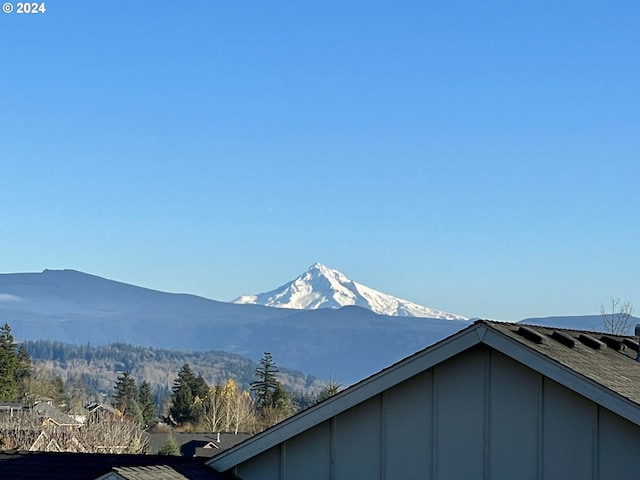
[635,325,640,362]
[578,334,607,350]
[600,335,627,352]
[516,326,544,344]
[551,331,575,348]
[623,338,640,352]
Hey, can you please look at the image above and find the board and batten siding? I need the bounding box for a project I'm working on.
[233,345,640,480]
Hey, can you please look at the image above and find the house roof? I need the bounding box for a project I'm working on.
[0,450,232,480]
[208,319,640,472]
[147,433,253,457]
[32,401,83,426]
[101,463,220,480]
[85,402,118,415]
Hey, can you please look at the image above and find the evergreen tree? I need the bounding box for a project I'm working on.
[172,364,196,395]
[52,376,65,406]
[138,381,156,427]
[191,374,210,402]
[113,371,140,421]
[0,323,18,401]
[272,383,292,412]
[15,344,31,380]
[169,381,193,424]
[14,343,32,401]
[314,379,341,404]
[158,434,180,455]
[250,352,281,409]
[189,373,209,423]
[251,353,293,430]
[169,364,210,425]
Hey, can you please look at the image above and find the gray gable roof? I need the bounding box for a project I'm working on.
[209,319,640,472]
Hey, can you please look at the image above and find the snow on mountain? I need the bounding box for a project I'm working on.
[233,263,468,320]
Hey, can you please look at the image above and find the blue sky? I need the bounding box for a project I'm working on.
[1,1,639,321]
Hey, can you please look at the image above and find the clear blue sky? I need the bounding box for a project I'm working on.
[1,1,639,321]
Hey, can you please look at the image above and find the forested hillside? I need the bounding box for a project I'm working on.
[24,340,325,406]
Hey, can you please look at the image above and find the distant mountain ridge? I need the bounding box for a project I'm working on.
[1,270,622,383]
[233,263,467,320]
[0,269,469,384]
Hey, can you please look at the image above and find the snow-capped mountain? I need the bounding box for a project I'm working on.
[233,263,467,320]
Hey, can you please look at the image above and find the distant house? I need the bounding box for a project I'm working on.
[0,401,81,428]
[0,402,21,418]
[148,432,253,458]
[0,401,84,452]
[208,320,640,479]
[32,401,83,428]
[85,401,119,418]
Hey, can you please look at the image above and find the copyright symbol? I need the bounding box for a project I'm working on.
[2,3,12,13]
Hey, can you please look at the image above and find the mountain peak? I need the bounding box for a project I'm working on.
[307,262,339,276]
[233,264,467,320]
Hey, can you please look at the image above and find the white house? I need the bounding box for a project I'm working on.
[208,320,640,480]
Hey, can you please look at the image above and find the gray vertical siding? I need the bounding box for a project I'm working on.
[383,370,432,478]
[232,345,640,480]
[283,421,331,480]
[489,350,541,480]
[433,348,486,479]
[333,395,382,479]
[542,379,597,480]
[235,445,280,480]
[598,408,640,480]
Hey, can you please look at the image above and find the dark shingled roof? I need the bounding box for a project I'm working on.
[0,451,233,480]
[147,433,253,457]
[482,320,640,405]
[109,463,219,480]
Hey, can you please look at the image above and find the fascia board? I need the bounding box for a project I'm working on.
[209,323,485,471]
[482,329,640,427]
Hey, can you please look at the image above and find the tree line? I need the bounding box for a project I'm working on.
[1,321,341,454]
[22,338,325,405]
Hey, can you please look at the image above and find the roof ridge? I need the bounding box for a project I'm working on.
[481,319,635,338]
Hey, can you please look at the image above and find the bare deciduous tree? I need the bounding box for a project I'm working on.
[601,297,634,335]
[202,385,223,432]
[201,379,255,434]
[80,414,148,454]
[0,409,147,453]
[230,387,254,434]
